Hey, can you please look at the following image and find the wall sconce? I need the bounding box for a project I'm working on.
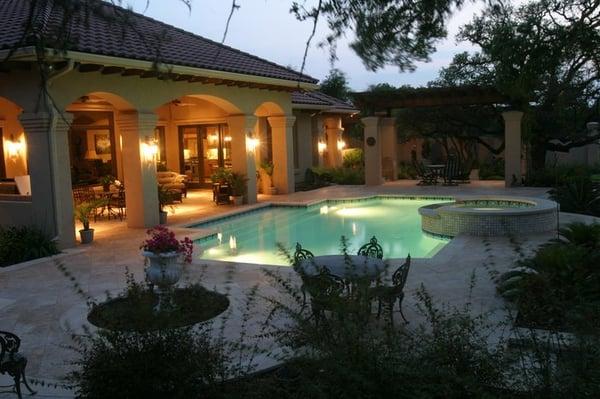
[318,140,327,154]
[6,134,24,159]
[141,138,159,162]
[246,135,259,152]
[337,139,346,151]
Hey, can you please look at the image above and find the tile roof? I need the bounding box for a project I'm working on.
[0,0,318,84]
[292,90,357,111]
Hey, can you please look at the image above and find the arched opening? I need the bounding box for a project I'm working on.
[67,92,134,186]
[155,95,241,187]
[0,96,27,189]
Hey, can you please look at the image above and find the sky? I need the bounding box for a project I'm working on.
[124,0,487,91]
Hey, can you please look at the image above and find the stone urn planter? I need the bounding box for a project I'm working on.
[142,251,183,311]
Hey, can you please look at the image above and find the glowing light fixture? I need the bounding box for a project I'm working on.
[183,149,191,160]
[246,135,259,152]
[208,134,219,142]
[224,135,232,142]
[317,141,327,154]
[6,135,23,159]
[337,139,346,151]
[141,138,159,162]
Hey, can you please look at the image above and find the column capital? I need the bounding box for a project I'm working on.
[361,116,380,128]
[501,110,524,122]
[267,115,296,129]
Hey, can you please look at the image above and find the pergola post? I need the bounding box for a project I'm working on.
[19,111,76,248]
[502,111,524,187]
[362,116,383,186]
[227,114,258,204]
[117,111,160,228]
[380,117,398,181]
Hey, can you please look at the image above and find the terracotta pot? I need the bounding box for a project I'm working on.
[79,228,94,244]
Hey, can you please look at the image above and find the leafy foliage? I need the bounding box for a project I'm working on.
[319,68,351,101]
[549,177,600,216]
[311,166,364,185]
[0,225,59,267]
[342,148,363,168]
[478,157,504,180]
[498,223,600,332]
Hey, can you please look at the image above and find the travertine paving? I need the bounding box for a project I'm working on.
[0,181,594,398]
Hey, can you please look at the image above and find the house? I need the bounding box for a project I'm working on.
[0,0,356,248]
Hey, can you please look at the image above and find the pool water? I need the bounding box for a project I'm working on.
[192,198,450,266]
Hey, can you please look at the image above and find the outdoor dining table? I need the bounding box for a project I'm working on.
[298,254,392,282]
[425,164,446,184]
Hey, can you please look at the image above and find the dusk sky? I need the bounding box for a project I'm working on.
[125,0,487,90]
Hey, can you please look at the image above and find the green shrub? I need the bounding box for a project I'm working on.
[0,225,59,267]
[498,227,600,332]
[549,177,600,216]
[478,158,505,180]
[311,166,364,185]
[342,148,363,169]
[526,164,597,187]
[397,161,417,179]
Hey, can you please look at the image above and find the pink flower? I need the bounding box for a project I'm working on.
[140,225,194,264]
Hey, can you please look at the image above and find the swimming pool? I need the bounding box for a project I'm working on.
[190,197,451,266]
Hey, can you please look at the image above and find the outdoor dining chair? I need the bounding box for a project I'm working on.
[369,254,411,325]
[357,236,384,259]
[0,331,36,399]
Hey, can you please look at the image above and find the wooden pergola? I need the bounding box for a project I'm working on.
[352,86,522,188]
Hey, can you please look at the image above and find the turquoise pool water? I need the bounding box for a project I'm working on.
[191,198,450,266]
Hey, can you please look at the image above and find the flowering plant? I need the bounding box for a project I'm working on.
[140,225,194,263]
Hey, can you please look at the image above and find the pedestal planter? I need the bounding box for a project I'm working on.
[79,228,94,244]
[142,251,183,311]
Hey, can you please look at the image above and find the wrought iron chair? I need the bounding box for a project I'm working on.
[72,186,100,222]
[369,254,411,325]
[413,160,436,185]
[443,155,460,186]
[357,236,384,259]
[299,267,347,320]
[0,331,36,399]
[109,187,126,221]
[293,242,314,268]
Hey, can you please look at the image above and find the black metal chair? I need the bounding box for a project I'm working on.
[369,255,411,325]
[293,242,314,268]
[299,267,347,320]
[443,155,460,186]
[0,331,36,399]
[357,236,384,259]
[413,161,436,185]
[212,183,231,205]
[110,188,127,221]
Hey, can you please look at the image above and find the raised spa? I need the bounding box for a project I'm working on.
[418,197,558,237]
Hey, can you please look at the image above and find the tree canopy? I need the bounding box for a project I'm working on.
[319,68,351,100]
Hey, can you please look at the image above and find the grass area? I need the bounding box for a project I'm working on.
[88,285,229,331]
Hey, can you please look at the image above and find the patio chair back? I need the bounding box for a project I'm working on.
[357,236,384,259]
[72,186,96,205]
[301,267,347,306]
[392,254,411,289]
[413,160,435,185]
[293,242,314,268]
[444,155,460,185]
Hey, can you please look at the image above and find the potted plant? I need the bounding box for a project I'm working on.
[74,199,103,244]
[140,225,193,311]
[210,167,232,185]
[261,162,277,195]
[228,172,248,205]
[100,175,114,192]
[158,185,176,224]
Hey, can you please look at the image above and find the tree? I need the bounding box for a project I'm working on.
[319,68,351,101]
[434,0,600,169]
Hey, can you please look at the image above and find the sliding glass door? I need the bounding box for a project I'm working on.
[179,124,230,187]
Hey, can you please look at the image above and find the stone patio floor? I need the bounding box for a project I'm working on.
[0,181,597,398]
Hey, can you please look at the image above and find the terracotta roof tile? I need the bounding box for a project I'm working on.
[0,0,318,84]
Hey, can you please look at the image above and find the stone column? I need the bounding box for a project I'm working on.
[227,114,258,204]
[502,111,523,187]
[325,116,344,167]
[362,116,382,186]
[267,115,296,194]
[20,111,76,248]
[117,111,160,228]
[380,117,398,181]
[294,112,313,174]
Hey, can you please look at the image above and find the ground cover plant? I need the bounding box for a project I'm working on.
[0,225,59,267]
[497,223,600,333]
